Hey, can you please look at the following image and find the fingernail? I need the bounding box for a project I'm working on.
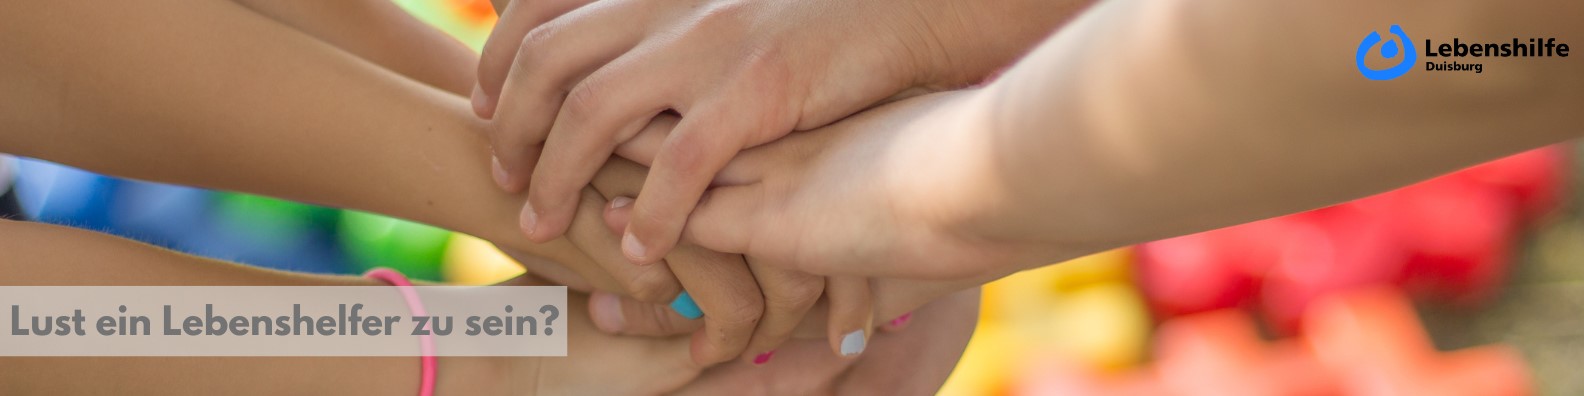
[623,230,649,264]
[471,83,494,119]
[519,201,539,239]
[753,350,776,365]
[889,312,913,327]
[491,156,510,190]
[610,196,634,209]
[589,292,626,333]
[669,291,703,320]
[840,330,866,357]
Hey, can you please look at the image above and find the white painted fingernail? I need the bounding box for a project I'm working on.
[840,330,866,357]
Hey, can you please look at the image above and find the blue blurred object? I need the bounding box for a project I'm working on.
[10,158,351,274]
[0,155,13,189]
[108,180,217,249]
[12,158,121,230]
[0,155,20,220]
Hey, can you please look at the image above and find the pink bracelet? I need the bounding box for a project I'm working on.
[365,268,436,396]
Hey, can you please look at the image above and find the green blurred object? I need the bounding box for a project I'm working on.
[214,193,337,245]
[338,210,451,281]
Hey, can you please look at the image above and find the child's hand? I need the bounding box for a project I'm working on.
[474,0,1068,264]
[600,196,873,362]
[491,274,705,394]
[673,91,1064,281]
[658,289,980,395]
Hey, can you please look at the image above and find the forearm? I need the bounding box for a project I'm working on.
[0,0,597,264]
[0,220,509,396]
[962,0,1583,264]
[231,0,480,95]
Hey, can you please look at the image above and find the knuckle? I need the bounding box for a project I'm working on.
[622,270,679,304]
[693,2,753,32]
[518,25,556,55]
[561,77,608,125]
[766,278,823,312]
[739,43,789,79]
[528,180,572,209]
[709,292,765,329]
[575,187,606,209]
[660,131,716,177]
[630,202,678,235]
[514,27,557,70]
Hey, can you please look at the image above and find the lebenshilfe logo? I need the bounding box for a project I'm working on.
[1357,25,1417,80]
[1357,25,1570,80]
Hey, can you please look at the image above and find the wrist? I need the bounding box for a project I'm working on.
[874,90,1041,275]
[894,89,1107,275]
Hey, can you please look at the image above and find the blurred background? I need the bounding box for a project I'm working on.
[2,2,1580,395]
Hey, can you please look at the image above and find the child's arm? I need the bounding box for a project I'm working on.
[964,0,1584,258]
[0,0,697,327]
[228,0,480,95]
[0,0,804,366]
[0,219,702,396]
[675,0,1584,281]
[0,0,614,290]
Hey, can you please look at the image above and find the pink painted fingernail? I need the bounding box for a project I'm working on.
[471,83,493,119]
[491,156,510,190]
[623,230,649,264]
[610,196,634,209]
[889,312,913,327]
[589,292,626,333]
[519,201,539,239]
[753,350,776,365]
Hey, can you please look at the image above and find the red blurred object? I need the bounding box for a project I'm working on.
[1151,311,1336,396]
[1460,147,1568,223]
[1261,205,1405,333]
[1136,231,1262,318]
[1137,145,1567,329]
[1305,287,1531,396]
[1017,288,1531,396]
[1387,176,1516,306]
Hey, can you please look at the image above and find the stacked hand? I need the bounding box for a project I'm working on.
[469,0,1085,390]
[475,0,1071,261]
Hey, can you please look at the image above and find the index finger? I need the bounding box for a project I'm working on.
[474,0,594,118]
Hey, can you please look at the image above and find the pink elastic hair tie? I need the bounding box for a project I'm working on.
[365,268,436,396]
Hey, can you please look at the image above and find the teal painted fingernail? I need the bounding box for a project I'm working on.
[670,291,703,319]
[840,330,866,356]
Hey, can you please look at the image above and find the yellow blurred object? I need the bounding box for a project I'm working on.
[1049,249,1134,291]
[939,323,1024,396]
[441,234,526,285]
[954,249,1148,394]
[981,249,1134,323]
[1043,283,1151,370]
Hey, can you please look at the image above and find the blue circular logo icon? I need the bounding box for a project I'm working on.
[1357,25,1417,80]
